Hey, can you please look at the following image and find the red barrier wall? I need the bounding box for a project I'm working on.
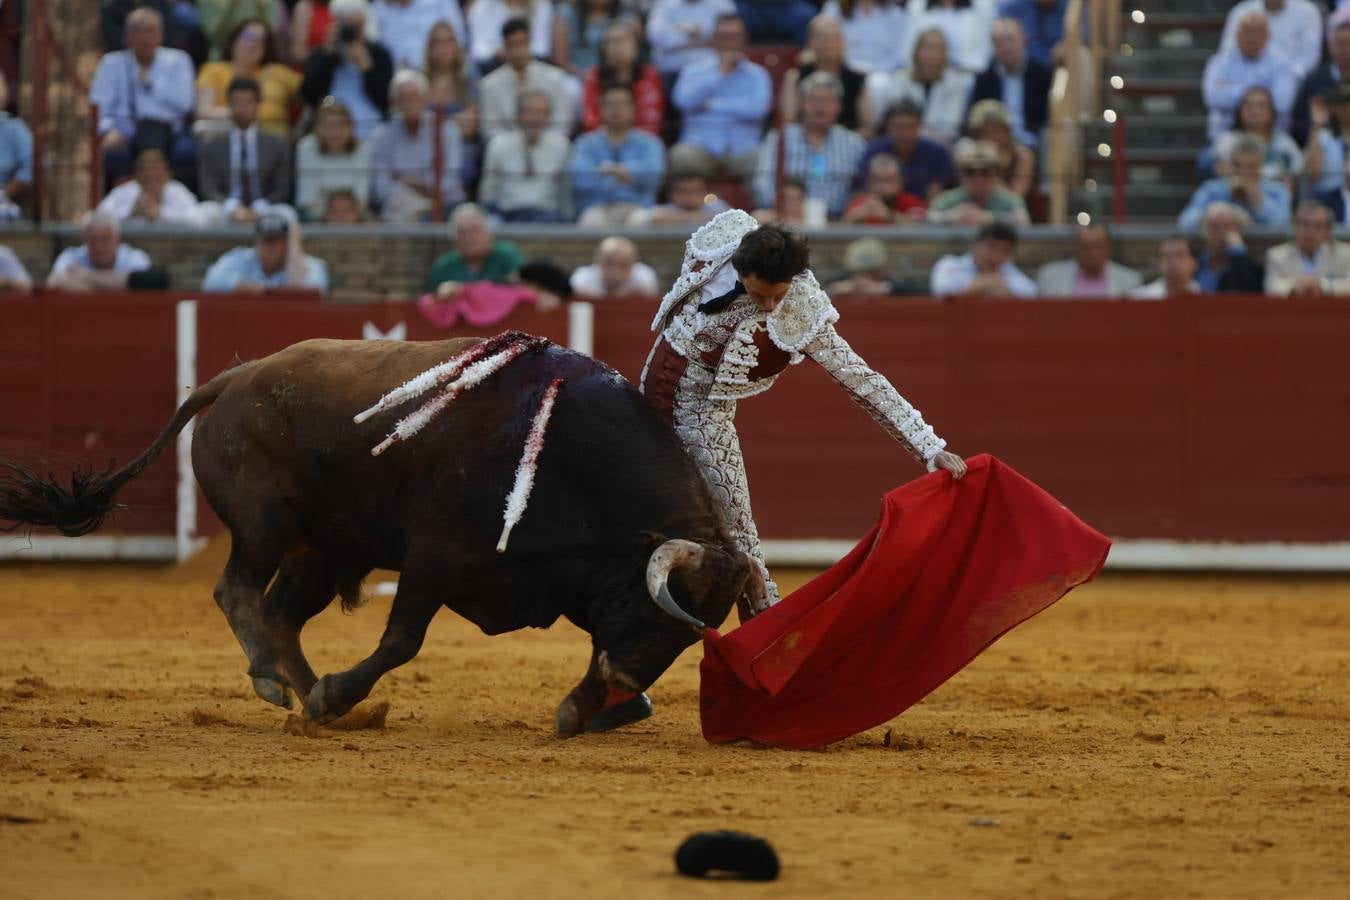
[3,293,1348,547]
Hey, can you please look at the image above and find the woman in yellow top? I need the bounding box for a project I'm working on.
[196,19,301,137]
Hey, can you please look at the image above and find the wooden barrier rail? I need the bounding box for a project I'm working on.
[3,293,1349,563]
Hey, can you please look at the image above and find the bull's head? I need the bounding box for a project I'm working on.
[645,539,765,633]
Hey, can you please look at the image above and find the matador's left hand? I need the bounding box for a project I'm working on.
[933,451,967,480]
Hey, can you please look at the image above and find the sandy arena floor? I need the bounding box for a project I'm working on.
[1,541,1347,899]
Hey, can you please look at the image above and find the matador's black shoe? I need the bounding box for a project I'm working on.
[586,690,654,732]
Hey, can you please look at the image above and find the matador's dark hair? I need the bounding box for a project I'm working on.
[731,225,811,285]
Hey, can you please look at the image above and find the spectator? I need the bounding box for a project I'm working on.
[1205,85,1303,188]
[569,236,659,296]
[1264,200,1350,296]
[101,0,208,67]
[781,14,874,134]
[295,98,374,221]
[859,98,957,200]
[0,72,32,217]
[826,237,901,296]
[669,14,772,181]
[290,1,335,63]
[1131,236,1204,299]
[97,148,209,227]
[196,0,283,61]
[479,89,571,221]
[1220,0,1323,82]
[646,0,735,81]
[300,0,395,140]
[930,221,1037,297]
[479,18,574,141]
[902,0,999,75]
[820,1,911,75]
[751,176,808,225]
[582,20,665,134]
[1178,136,1292,231]
[46,213,152,292]
[1300,81,1350,198]
[467,0,556,69]
[1202,11,1296,141]
[0,244,31,293]
[970,18,1052,148]
[570,84,667,226]
[965,100,1035,200]
[195,19,301,137]
[203,212,330,294]
[373,0,467,70]
[422,20,481,174]
[1318,148,1350,224]
[371,70,465,223]
[321,188,368,224]
[841,153,926,223]
[735,0,817,46]
[633,171,732,224]
[867,28,974,144]
[999,0,1077,68]
[1292,7,1350,145]
[91,7,197,184]
[927,138,1030,225]
[1035,224,1143,297]
[197,77,293,225]
[557,0,632,73]
[1194,201,1265,293]
[754,73,867,220]
[426,203,526,292]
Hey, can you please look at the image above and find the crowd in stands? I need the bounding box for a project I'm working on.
[1,0,1349,302]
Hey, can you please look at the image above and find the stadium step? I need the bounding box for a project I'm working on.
[1107,79,1208,117]
[1069,183,1197,222]
[1109,47,1214,77]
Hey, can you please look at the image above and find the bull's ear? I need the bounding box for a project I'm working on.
[637,530,669,555]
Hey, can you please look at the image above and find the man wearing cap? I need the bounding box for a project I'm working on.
[926,139,1030,226]
[202,213,330,294]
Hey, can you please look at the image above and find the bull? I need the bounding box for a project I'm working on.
[0,333,759,734]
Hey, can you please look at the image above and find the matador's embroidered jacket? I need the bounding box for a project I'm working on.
[639,210,947,609]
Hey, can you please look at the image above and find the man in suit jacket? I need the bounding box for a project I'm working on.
[969,17,1053,147]
[198,76,292,225]
[1265,199,1350,295]
[1036,224,1144,297]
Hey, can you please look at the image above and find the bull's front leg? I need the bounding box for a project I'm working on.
[304,565,441,724]
[555,648,611,737]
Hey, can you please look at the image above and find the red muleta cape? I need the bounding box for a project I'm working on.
[699,454,1111,749]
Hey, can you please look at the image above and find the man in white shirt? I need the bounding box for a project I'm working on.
[372,0,467,69]
[1202,10,1298,140]
[478,18,574,141]
[1220,0,1323,81]
[1264,199,1350,295]
[47,213,153,292]
[1131,235,1205,299]
[569,236,659,297]
[479,89,572,222]
[646,0,735,77]
[930,221,1037,297]
[96,148,209,227]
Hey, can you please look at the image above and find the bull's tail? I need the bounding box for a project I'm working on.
[0,360,259,537]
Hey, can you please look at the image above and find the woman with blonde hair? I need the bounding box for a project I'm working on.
[294,97,374,220]
[966,99,1034,199]
[780,14,874,134]
[423,20,480,142]
[866,27,973,143]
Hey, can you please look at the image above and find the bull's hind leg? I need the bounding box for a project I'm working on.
[214,538,291,708]
[259,548,343,703]
[304,563,441,723]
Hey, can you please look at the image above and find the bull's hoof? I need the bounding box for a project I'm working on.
[555,696,584,737]
[251,675,293,709]
[585,692,653,733]
[305,675,348,724]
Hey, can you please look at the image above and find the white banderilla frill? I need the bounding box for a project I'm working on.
[496,377,565,553]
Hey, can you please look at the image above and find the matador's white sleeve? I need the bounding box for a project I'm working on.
[803,323,948,471]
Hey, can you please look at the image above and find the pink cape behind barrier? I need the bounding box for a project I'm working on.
[699,454,1111,749]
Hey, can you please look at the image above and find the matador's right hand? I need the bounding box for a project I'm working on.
[933,451,967,480]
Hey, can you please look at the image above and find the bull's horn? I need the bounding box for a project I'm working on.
[646,539,707,632]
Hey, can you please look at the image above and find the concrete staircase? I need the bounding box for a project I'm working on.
[1073,0,1236,222]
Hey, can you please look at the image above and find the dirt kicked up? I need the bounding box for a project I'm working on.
[1,541,1347,900]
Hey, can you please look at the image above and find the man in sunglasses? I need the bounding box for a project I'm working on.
[926,138,1030,226]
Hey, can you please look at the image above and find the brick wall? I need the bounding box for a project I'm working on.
[2,224,1290,304]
